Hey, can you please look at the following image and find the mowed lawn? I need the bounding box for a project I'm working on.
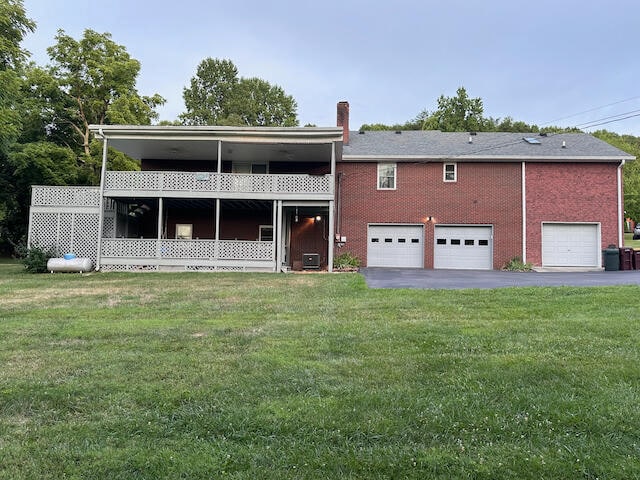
[1,262,639,479]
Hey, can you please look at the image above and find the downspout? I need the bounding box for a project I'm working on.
[618,160,625,247]
[521,161,526,263]
[95,128,108,271]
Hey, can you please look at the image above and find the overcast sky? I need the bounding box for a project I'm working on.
[21,0,640,135]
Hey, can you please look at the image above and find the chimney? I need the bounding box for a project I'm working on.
[337,101,349,145]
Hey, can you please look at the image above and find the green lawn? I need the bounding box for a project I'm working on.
[1,263,639,479]
[624,232,640,248]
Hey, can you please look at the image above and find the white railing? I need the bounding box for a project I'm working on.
[101,238,274,261]
[31,186,101,207]
[104,171,333,195]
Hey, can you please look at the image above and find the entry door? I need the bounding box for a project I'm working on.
[434,225,493,270]
[367,224,424,268]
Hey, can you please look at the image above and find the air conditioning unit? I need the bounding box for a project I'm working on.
[302,253,320,269]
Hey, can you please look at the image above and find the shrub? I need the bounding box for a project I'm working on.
[20,244,56,273]
[333,252,361,271]
[502,256,533,272]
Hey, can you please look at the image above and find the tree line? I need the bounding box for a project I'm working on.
[1,0,639,255]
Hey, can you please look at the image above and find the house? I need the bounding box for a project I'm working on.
[28,102,634,272]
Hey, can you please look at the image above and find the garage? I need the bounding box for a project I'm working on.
[367,224,424,267]
[542,223,600,267]
[434,225,493,270]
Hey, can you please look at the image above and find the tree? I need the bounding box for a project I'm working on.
[180,58,238,125]
[421,87,485,132]
[0,0,35,153]
[180,58,298,127]
[45,29,165,155]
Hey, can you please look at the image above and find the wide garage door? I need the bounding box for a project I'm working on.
[434,225,493,270]
[367,224,424,267]
[542,223,599,267]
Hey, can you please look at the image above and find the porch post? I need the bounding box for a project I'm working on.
[276,200,283,272]
[272,200,278,272]
[157,197,164,259]
[95,131,108,270]
[215,198,221,263]
[217,141,222,173]
[328,200,335,272]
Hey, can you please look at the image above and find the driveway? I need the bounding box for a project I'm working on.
[361,267,640,289]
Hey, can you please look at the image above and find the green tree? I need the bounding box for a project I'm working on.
[0,0,35,153]
[180,58,298,127]
[422,87,485,132]
[45,29,165,155]
[592,130,640,222]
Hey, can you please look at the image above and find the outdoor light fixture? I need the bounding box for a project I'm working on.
[315,215,322,223]
[295,207,299,223]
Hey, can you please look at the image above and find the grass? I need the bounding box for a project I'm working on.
[1,262,640,479]
[624,232,640,248]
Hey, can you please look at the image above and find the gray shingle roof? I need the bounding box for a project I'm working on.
[342,131,634,161]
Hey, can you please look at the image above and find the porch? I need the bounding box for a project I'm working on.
[100,238,275,271]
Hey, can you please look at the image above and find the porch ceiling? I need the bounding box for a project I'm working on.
[102,139,333,163]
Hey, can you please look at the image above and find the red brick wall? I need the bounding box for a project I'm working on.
[336,161,523,268]
[290,217,329,270]
[525,163,619,265]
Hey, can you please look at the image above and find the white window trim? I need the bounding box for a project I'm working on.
[259,225,274,241]
[444,163,457,182]
[175,223,193,240]
[377,162,397,190]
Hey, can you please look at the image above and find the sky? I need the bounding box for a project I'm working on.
[20,0,640,135]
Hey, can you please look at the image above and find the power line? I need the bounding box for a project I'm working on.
[539,95,640,126]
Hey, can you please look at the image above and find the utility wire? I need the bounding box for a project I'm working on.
[539,95,640,126]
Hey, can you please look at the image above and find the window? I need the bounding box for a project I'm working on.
[176,224,193,240]
[451,239,461,245]
[479,239,489,246]
[465,239,474,246]
[378,163,396,189]
[259,225,273,241]
[371,238,380,243]
[444,163,457,182]
[436,238,446,245]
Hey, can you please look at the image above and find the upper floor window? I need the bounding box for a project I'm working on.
[444,163,457,182]
[378,163,396,190]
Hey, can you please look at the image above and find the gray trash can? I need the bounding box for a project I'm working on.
[603,245,619,271]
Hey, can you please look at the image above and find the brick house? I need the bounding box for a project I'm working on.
[27,102,633,271]
[335,102,632,270]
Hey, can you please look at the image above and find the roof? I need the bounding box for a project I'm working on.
[342,131,635,162]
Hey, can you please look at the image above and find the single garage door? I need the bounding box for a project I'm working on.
[367,224,424,267]
[542,223,599,267]
[434,225,493,270]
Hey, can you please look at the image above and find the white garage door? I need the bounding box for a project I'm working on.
[542,223,599,267]
[367,224,424,267]
[434,225,493,270]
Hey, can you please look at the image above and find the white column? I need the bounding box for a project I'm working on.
[276,200,283,272]
[272,200,278,271]
[95,132,108,270]
[217,141,222,173]
[215,198,221,263]
[328,200,335,272]
[157,197,164,259]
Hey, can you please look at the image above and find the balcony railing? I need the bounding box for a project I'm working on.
[104,171,334,197]
[31,186,101,207]
[101,238,274,261]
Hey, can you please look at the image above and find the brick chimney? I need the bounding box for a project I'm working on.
[337,101,349,145]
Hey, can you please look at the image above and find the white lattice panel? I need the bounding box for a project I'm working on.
[160,240,216,259]
[101,239,157,257]
[29,211,99,263]
[104,171,332,195]
[103,215,115,238]
[29,212,60,252]
[31,186,100,206]
[218,241,273,260]
[101,264,158,272]
[105,171,160,190]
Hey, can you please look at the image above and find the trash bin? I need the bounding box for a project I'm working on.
[633,250,640,270]
[602,245,619,271]
[620,247,633,271]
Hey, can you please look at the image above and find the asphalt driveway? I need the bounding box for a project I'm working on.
[361,267,640,289]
